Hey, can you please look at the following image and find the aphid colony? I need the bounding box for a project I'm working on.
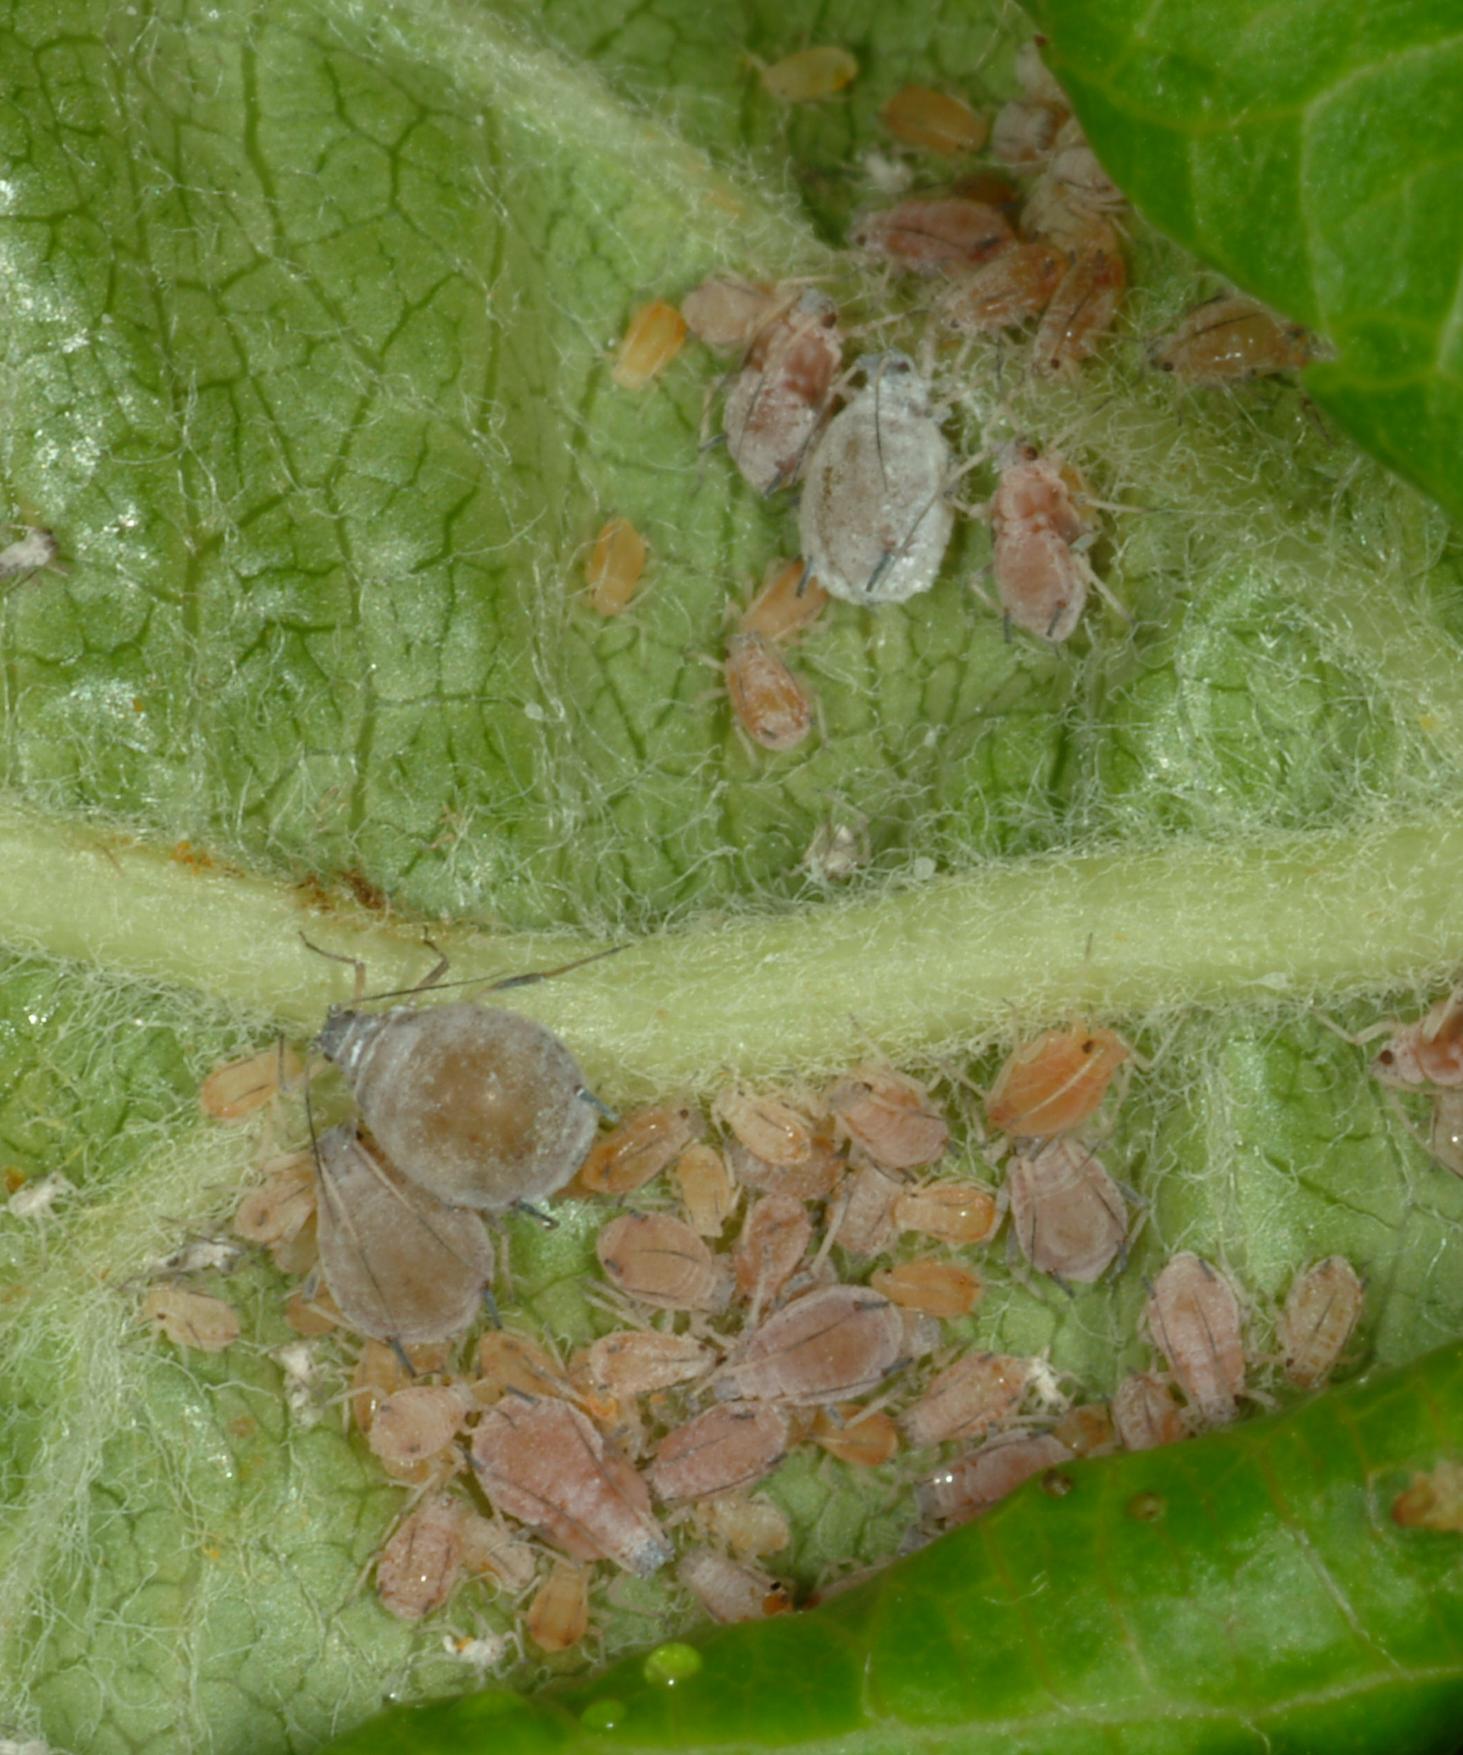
[596,39,1317,717]
[168,988,1370,1663]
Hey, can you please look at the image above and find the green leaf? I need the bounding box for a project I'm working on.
[326,1343,1463,1755]
[1,1,1462,1753]
[1029,0,1463,524]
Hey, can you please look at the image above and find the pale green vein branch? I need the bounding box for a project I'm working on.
[3,802,1463,1095]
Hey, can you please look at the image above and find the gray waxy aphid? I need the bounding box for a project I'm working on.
[317,1003,599,1213]
[313,1125,495,1344]
[799,352,953,605]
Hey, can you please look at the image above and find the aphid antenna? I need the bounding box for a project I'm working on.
[388,1336,417,1378]
[300,932,627,1009]
[576,1086,620,1124]
[511,1201,559,1232]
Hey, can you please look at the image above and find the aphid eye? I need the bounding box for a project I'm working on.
[1378,1049,1395,1066]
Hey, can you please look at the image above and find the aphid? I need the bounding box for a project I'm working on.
[879,86,988,156]
[350,1337,448,1434]
[674,1142,739,1235]
[1051,1401,1116,1457]
[141,1286,240,1353]
[713,1089,819,1167]
[680,277,781,351]
[936,241,1067,335]
[527,1560,591,1653]
[458,1511,538,1590]
[151,1238,243,1276]
[724,633,815,753]
[1030,221,1126,375]
[312,1126,495,1345]
[367,1384,473,1474]
[474,1328,576,1404]
[647,1403,790,1502]
[1278,1256,1364,1389]
[1007,1138,1128,1282]
[472,1393,672,1573]
[1110,1372,1187,1451]
[740,556,829,643]
[1391,1459,1463,1532]
[984,451,1107,644]
[757,46,858,103]
[871,1257,981,1318]
[200,1044,303,1120]
[900,1351,1031,1447]
[893,1180,1002,1246]
[376,1492,467,1621]
[734,1193,812,1310]
[584,517,647,618]
[826,1065,948,1170]
[918,1432,1071,1525]
[990,99,1066,168]
[1152,294,1316,384]
[1045,118,1124,214]
[1144,1253,1246,1429]
[831,1165,903,1256]
[587,1330,714,1398]
[810,1403,899,1466]
[1368,988,1463,1089]
[678,1547,790,1623]
[691,1490,791,1557]
[611,300,688,389]
[577,1104,700,1197]
[5,1171,74,1218]
[714,1285,905,1405]
[851,199,1012,275]
[723,290,842,495]
[317,1002,599,1213]
[233,1154,315,1251]
[799,353,953,606]
[986,1020,1129,1135]
[0,525,60,579]
[596,1212,733,1312]
[800,818,869,884]
[727,1135,844,1202]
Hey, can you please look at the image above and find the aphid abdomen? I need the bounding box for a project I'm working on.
[1007,1138,1127,1282]
[918,1432,1071,1525]
[647,1403,790,1501]
[1144,1252,1246,1427]
[715,1285,905,1405]
[321,1004,598,1212]
[1278,1256,1364,1389]
[313,1126,495,1344]
[470,1394,672,1575]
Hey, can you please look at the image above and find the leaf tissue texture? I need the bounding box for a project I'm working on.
[329,1343,1463,1755]
[1032,0,1463,524]
[0,0,1462,1752]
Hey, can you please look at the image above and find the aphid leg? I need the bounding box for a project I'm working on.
[1313,1010,1401,1049]
[1079,553,1132,624]
[576,1086,620,1124]
[299,932,370,1001]
[481,1284,502,1329]
[389,1336,418,1377]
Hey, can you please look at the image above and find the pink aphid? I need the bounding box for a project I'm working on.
[527,1560,590,1653]
[596,1212,733,1312]
[458,1510,538,1591]
[1007,1138,1128,1282]
[680,277,781,351]
[233,1153,315,1252]
[577,1104,701,1196]
[141,1286,240,1353]
[647,1403,790,1501]
[918,1431,1071,1525]
[740,556,829,644]
[991,98,1067,168]
[1278,1256,1364,1389]
[1370,988,1463,1088]
[367,1384,473,1474]
[937,241,1067,336]
[1152,294,1316,384]
[1030,219,1126,376]
[376,1492,468,1621]
[715,1285,906,1405]
[900,1351,1031,1447]
[871,1258,982,1318]
[1052,1401,1116,1457]
[724,632,815,753]
[735,1192,812,1310]
[986,453,1103,644]
[826,1066,948,1170]
[1144,1253,1246,1428]
[832,1165,903,1256]
[470,1393,672,1574]
[851,198,1013,275]
[674,1142,739,1235]
[586,1330,715,1399]
[1110,1372,1187,1451]
[713,1089,820,1166]
[727,1136,844,1202]
[200,1044,303,1121]
[723,290,842,495]
[892,1180,1002,1246]
[986,1018,1128,1136]
[692,1491,791,1557]
[679,1546,791,1623]
[1044,117,1124,215]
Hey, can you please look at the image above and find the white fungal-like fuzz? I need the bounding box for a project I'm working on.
[272,1341,326,1427]
[799,353,953,604]
[0,527,58,577]
[7,1173,75,1219]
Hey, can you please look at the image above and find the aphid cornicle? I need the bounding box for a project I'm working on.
[317,1001,599,1213]
[799,353,953,606]
[312,1126,496,1345]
